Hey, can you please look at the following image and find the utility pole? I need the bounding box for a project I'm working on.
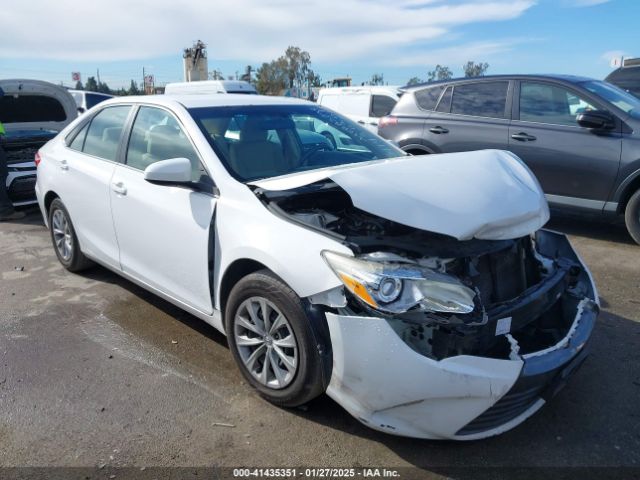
[142,67,145,95]
[97,68,101,85]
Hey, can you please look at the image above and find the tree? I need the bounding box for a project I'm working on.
[463,61,489,78]
[284,46,311,90]
[256,46,319,95]
[406,76,423,86]
[370,73,384,86]
[85,76,98,92]
[128,80,140,96]
[427,65,453,82]
[97,81,111,94]
[255,57,289,95]
[307,70,322,88]
[209,69,224,80]
[240,65,254,83]
[74,80,84,90]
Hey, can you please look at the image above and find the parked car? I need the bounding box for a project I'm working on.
[36,94,597,440]
[605,59,640,99]
[316,86,401,135]
[164,80,257,95]
[0,79,77,206]
[378,74,640,244]
[69,90,114,114]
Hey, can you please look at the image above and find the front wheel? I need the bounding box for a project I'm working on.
[225,270,325,407]
[625,189,640,245]
[48,198,93,272]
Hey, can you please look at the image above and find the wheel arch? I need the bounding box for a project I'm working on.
[616,171,640,214]
[43,190,60,214]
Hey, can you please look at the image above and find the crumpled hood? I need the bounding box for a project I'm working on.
[251,149,550,241]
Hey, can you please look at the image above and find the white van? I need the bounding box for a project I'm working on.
[316,86,401,133]
[69,90,114,114]
[164,80,257,96]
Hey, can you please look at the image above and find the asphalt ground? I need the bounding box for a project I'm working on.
[0,207,639,479]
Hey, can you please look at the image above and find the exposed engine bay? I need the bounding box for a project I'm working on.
[254,180,598,362]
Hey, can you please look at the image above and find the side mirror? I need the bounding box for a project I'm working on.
[576,110,615,130]
[144,158,192,186]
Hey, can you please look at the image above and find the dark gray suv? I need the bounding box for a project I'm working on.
[378,75,640,244]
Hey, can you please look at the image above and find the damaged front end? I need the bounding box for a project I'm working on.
[255,179,598,440]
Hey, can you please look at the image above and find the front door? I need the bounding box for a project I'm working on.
[509,80,622,209]
[110,106,217,314]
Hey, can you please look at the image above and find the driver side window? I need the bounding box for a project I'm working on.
[126,106,206,182]
[519,82,598,127]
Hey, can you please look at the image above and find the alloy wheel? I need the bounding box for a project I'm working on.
[51,209,73,262]
[234,297,298,389]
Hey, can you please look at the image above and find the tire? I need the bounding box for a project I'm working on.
[225,269,325,407]
[48,198,93,272]
[624,189,640,245]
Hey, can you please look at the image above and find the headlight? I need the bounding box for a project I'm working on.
[321,250,476,315]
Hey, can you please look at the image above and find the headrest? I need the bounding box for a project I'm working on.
[240,117,269,142]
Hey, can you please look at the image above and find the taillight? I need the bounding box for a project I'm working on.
[35,151,42,167]
[379,116,398,128]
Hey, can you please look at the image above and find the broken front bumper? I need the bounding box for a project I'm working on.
[324,230,598,440]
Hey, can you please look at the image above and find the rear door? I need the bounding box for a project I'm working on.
[422,80,512,153]
[54,105,132,269]
[110,105,217,314]
[508,80,622,209]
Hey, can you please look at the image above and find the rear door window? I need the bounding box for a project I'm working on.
[82,106,131,161]
[370,95,397,117]
[415,86,445,111]
[0,95,67,123]
[451,82,509,118]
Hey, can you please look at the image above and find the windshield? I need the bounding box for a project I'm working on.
[580,80,640,116]
[189,104,404,182]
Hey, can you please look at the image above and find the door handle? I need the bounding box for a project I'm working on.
[511,132,537,142]
[111,182,127,195]
[60,160,69,170]
[429,126,449,134]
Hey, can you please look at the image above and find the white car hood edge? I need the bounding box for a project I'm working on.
[251,149,550,241]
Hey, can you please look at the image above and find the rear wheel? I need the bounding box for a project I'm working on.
[624,189,640,245]
[225,269,325,407]
[48,198,93,272]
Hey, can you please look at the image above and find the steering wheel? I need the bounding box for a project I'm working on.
[300,143,333,166]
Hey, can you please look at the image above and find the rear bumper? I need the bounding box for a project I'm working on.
[324,230,598,440]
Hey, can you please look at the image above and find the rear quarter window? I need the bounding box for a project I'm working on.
[0,95,67,123]
[415,86,445,110]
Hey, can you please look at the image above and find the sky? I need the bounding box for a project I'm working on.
[0,0,637,89]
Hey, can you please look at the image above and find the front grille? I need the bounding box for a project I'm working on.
[8,175,37,202]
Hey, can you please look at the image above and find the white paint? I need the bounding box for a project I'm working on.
[325,313,523,440]
[252,150,550,241]
[495,317,512,336]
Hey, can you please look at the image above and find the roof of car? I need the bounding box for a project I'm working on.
[402,74,595,90]
[102,94,311,109]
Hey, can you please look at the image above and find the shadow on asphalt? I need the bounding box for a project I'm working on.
[547,210,635,246]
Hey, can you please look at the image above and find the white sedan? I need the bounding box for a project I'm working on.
[35,94,598,440]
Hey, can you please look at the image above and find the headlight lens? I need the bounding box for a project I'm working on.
[321,250,476,315]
